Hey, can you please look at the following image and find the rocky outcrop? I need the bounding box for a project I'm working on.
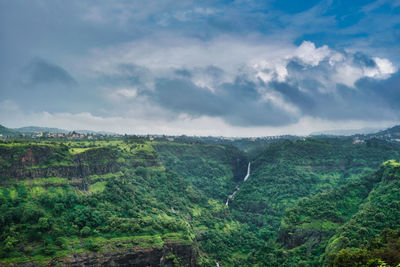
[75,148,120,177]
[278,227,322,249]
[0,145,120,182]
[49,242,197,267]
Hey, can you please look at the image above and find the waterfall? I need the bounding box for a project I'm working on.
[243,162,251,181]
[225,162,251,206]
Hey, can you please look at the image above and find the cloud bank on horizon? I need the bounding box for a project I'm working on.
[1,0,400,136]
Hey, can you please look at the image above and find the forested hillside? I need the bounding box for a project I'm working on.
[1,136,400,266]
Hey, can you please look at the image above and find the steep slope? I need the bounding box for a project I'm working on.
[231,138,400,235]
[325,160,400,266]
[154,143,248,201]
[276,160,400,266]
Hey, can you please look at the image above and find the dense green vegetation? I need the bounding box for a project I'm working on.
[154,143,247,201]
[1,135,400,266]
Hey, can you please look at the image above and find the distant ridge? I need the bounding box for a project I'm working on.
[310,127,383,136]
[70,129,118,135]
[14,126,117,135]
[0,125,19,136]
[2,123,400,138]
[366,125,400,140]
[16,126,69,134]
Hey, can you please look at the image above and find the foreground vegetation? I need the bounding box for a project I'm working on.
[0,135,400,266]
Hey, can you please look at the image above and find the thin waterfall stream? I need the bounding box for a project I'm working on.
[225,162,250,206]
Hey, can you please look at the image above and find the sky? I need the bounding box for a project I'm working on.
[1,0,400,136]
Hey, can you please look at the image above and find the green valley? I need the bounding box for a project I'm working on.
[1,130,400,266]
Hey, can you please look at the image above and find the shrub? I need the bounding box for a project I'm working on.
[84,239,100,252]
[80,226,91,237]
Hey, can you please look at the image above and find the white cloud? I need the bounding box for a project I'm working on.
[332,63,364,88]
[75,37,399,129]
[85,35,295,83]
[249,40,397,90]
[365,57,397,79]
[115,88,138,98]
[252,60,288,83]
[106,87,139,104]
[83,36,396,93]
[332,56,397,87]
[295,41,331,66]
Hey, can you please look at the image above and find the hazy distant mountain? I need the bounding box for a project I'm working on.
[7,124,400,138]
[15,126,117,135]
[72,129,118,135]
[0,124,20,136]
[15,126,69,134]
[310,127,383,136]
[367,125,400,140]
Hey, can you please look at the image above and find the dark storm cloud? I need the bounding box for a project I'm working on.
[175,69,192,78]
[21,58,77,87]
[151,78,226,116]
[99,64,152,88]
[270,82,316,114]
[356,71,400,110]
[97,48,399,127]
[146,76,297,126]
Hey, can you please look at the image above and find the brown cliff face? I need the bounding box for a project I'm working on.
[51,242,197,267]
[5,242,197,267]
[0,145,120,182]
[277,227,322,249]
[21,147,35,165]
[0,144,199,267]
[8,242,195,267]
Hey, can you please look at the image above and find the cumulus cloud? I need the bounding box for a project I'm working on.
[295,41,331,66]
[254,41,397,88]
[85,38,397,128]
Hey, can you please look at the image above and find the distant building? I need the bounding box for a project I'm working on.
[352,138,364,144]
